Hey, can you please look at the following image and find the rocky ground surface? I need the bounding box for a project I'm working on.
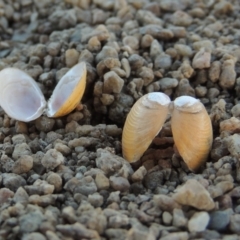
[0,0,240,239]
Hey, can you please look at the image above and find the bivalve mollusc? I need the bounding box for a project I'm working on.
[122,92,171,163]
[0,62,87,122]
[122,93,213,171]
[171,96,213,171]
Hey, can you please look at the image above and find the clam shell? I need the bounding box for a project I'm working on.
[0,68,46,122]
[122,92,170,163]
[171,96,213,171]
[47,62,87,117]
[0,62,87,122]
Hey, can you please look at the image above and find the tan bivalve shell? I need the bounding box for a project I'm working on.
[0,62,87,122]
[122,92,171,163]
[171,96,213,171]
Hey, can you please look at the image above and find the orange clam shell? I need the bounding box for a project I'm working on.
[122,92,170,163]
[47,62,87,117]
[171,96,213,171]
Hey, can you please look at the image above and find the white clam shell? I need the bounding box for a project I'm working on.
[0,68,46,122]
[0,62,87,122]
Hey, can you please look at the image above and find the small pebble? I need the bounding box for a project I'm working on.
[12,155,33,174]
[65,49,79,68]
[95,173,110,190]
[173,179,215,210]
[229,214,240,234]
[192,48,211,69]
[103,71,124,94]
[208,209,232,231]
[219,59,236,89]
[109,176,130,192]
[41,149,64,171]
[172,208,188,228]
[188,211,210,233]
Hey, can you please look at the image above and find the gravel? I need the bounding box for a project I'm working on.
[0,0,240,239]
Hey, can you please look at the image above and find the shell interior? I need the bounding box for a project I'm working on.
[0,68,46,122]
[46,62,87,117]
[0,62,87,122]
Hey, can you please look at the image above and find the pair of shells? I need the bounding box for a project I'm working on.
[122,93,213,171]
[0,62,87,122]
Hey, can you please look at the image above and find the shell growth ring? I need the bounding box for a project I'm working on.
[122,92,213,171]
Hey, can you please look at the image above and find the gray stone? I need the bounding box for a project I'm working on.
[109,176,130,192]
[107,191,120,204]
[25,179,54,195]
[105,228,128,240]
[45,131,62,144]
[128,54,145,70]
[96,46,118,63]
[13,187,29,205]
[138,67,154,86]
[150,39,163,58]
[41,149,64,171]
[131,166,147,182]
[153,194,181,212]
[108,213,129,228]
[209,61,221,82]
[19,211,44,233]
[96,148,133,178]
[29,194,57,207]
[154,54,172,70]
[174,78,195,97]
[78,209,107,234]
[88,192,104,208]
[56,222,100,239]
[192,48,211,69]
[171,10,192,26]
[12,143,32,160]
[0,188,14,206]
[22,232,46,240]
[172,208,188,228]
[45,231,61,240]
[2,173,26,191]
[160,232,189,240]
[12,155,33,174]
[229,214,240,234]
[12,134,27,145]
[231,104,240,117]
[95,172,110,190]
[46,172,62,192]
[162,211,172,225]
[65,176,97,196]
[62,206,77,223]
[35,116,55,132]
[65,48,79,68]
[159,77,178,90]
[208,209,231,231]
[174,44,193,57]
[123,36,139,50]
[226,134,240,158]
[103,71,124,94]
[219,59,236,89]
